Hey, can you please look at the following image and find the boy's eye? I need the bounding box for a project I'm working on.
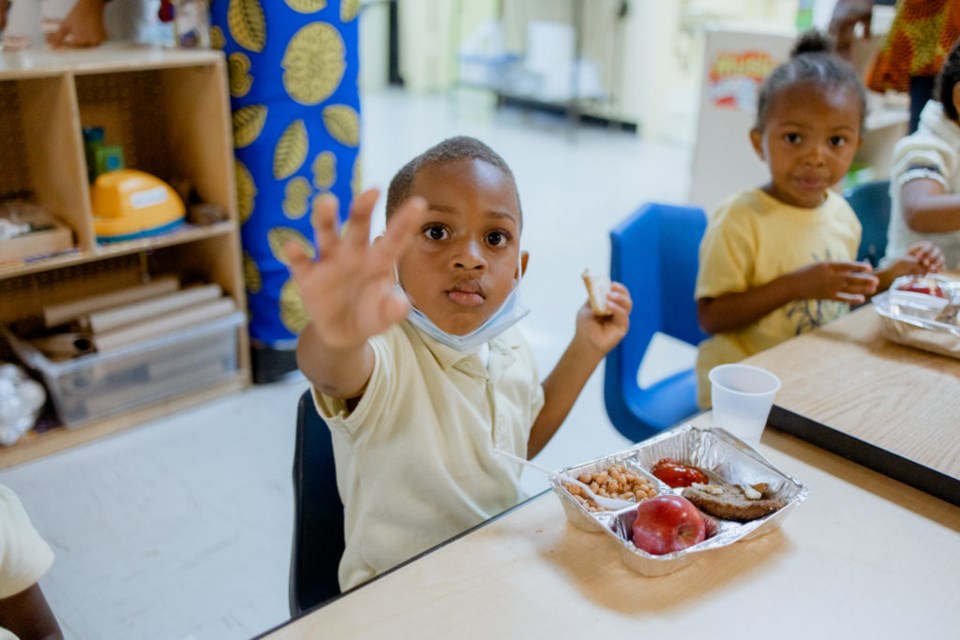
[486,230,510,246]
[829,135,847,147]
[783,132,802,144]
[423,225,448,241]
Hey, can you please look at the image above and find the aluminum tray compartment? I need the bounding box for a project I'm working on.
[550,425,807,576]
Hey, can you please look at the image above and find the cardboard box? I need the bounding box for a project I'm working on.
[0,224,74,261]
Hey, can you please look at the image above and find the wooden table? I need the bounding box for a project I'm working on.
[258,418,960,639]
[744,306,960,505]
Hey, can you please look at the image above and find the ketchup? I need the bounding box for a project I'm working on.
[651,458,708,488]
[897,277,945,298]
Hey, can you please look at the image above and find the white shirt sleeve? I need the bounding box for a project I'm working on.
[0,485,54,600]
[893,131,954,189]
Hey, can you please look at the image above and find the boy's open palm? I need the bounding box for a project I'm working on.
[285,189,425,350]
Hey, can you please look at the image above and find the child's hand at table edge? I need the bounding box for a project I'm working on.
[905,241,946,274]
[875,241,947,292]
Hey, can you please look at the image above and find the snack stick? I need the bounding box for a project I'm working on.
[582,269,613,317]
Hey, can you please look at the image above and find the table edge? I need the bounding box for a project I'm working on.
[254,489,551,639]
[769,405,960,507]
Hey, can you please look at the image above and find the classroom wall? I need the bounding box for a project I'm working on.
[375,0,797,140]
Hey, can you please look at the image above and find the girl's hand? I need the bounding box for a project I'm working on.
[285,189,424,351]
[905,241,945,274]
[574,281,632,355]
[792,261,878,304]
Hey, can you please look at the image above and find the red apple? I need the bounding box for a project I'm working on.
[631,495,706,555]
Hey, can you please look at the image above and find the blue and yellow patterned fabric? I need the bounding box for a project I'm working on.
[210,0,361,349]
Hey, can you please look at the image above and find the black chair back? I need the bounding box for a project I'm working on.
[289,389,345,616]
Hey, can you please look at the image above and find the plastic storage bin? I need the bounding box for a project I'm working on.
[3,312,245,427]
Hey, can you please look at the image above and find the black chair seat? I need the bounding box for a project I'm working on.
[289,389,345,616]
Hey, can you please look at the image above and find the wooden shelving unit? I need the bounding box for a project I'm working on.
[0,46,250,468]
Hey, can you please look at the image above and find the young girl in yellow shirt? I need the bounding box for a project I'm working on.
[695,32,944,408]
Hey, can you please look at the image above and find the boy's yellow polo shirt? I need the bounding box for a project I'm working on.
[313,320,544,591]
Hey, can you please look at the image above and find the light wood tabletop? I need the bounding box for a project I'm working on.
[259,417,960,640]
[743,305,960,504]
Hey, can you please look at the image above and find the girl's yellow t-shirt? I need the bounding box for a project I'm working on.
[694,188,861,408]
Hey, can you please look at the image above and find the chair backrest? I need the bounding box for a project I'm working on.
[844,179,891,267]
[289,389,344,616]
[604,202,708,441]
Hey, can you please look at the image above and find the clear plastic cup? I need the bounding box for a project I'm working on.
[709,364,781,446]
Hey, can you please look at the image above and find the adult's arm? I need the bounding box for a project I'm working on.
[48,0,108,47]
[829,0,875,58]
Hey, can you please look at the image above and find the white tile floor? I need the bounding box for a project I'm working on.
[0,87,695,640]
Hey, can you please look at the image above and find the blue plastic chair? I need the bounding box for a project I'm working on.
[289,390,344,615]
[844,180,891,267]
[604,203,709,442]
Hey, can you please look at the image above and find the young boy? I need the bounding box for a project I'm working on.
[286,136,631,590]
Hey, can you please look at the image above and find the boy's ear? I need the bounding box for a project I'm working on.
[749,128,765,161]
[519,250,529,278]
[953,84,960,119]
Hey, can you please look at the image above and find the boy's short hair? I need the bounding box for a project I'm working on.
[385,136,522,227]
[936,38,960,122]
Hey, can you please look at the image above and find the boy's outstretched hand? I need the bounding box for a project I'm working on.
[575,281,632,355]
[286,189,425,351]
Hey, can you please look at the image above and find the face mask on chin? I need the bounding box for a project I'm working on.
[399,254,529,352]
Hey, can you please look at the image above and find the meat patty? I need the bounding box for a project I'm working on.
[681,482,784,522]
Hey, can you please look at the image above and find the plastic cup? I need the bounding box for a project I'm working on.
[709,364,781,446]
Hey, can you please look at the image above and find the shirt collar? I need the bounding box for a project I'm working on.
[403,320,520,375]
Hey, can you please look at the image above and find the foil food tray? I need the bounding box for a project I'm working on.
[873,275,960,360]
[549,425,807,577]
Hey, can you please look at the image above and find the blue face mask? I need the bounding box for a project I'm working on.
[400,256,529,352]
